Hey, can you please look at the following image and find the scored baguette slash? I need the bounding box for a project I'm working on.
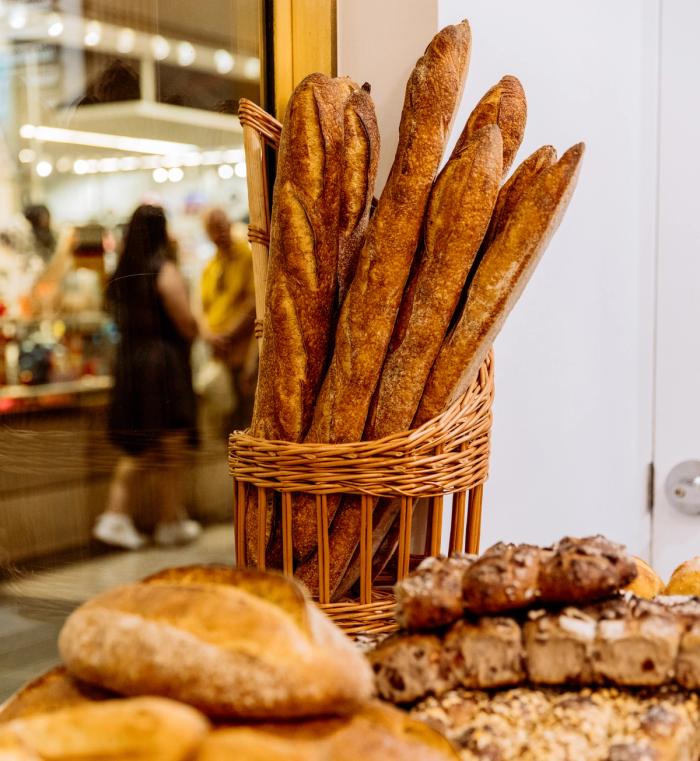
[452,74,527,176]
[245,74,356,564]
[480,144,557,253]
[295,22,473,597]
[414,141,585,426]
[337,84,380,307]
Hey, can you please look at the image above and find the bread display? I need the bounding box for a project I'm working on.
[410,686,700,761]
[58,566,373,719]
[198,702,458,761]
[0,697,209,761]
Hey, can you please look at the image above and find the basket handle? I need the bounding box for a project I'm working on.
[238,98,283,350]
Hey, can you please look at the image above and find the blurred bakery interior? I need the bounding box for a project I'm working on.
[0,0,262,565]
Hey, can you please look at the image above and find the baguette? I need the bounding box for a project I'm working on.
[451,75,526,176]
[293,22,472,592]
[289,84,380,563]
[414,142,585,426]
[245,74,355,563]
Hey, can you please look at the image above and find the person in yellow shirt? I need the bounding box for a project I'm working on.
[201,208,257,431]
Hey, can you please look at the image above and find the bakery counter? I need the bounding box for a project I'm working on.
[0,376,113,416]
[0,385,233,565]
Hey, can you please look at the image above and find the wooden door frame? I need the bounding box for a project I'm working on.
[263,0,337,119]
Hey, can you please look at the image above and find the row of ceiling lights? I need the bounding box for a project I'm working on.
[2,4,258,79]
[18,148,247,180]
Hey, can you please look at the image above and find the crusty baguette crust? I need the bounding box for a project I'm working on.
[294,22,472,594]
[290,88,380,562]
[245,74,355,563]
[338,83,380,305]
[452,75,526,176]
[58,574,373,719]
[414,142,584,426]
[0,697,209,760]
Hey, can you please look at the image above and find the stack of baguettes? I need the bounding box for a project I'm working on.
[242,19,584,600]
[0,565,458,760]
[369,535,700,761]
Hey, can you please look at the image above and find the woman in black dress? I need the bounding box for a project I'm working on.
[94,204,202,549]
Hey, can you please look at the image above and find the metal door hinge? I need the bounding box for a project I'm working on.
[647,462,655,512]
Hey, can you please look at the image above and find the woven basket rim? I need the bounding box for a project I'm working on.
[230,350,493,456]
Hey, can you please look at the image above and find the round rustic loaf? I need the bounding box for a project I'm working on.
[0,696,209,760]
[58,565,373,719]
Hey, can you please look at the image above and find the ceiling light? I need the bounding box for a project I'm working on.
[177,41,196,67]
[19,125,195,155]
[234,162,247,178]
[151,35,170,61]
[168,167,184,182]
[217,164,234,179]
[214,49,234,74]
[224,149,244,163]
[182,152,203,167]
[243,57,260,80]
[141,155,161,169]
[118,156,141,170]
[201,150,222,165]
[153,167,168,183]
[36,161,53,178]
[47,14,64,38]
[85,160,100,173]
[73,159,89,175]
[116,27,135,54]
[98,158,120,173]
[56,156,72,172]
[9,9,27,30]
[84,20,102,47]
[18,148,35,163]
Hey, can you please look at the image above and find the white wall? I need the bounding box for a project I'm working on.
[339,1,659,556]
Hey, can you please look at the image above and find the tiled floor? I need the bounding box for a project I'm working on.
[0,524,235,702]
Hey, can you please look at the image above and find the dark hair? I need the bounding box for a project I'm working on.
[23,203,56,259]
[106,204,169,305]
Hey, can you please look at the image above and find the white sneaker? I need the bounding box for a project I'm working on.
[93,513,147,550]
[154,519,202,547]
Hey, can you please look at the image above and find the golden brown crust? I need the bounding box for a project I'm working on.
[246,74,355,563]
[0,667,113,724]
[198,702,459,761]
[625,557,665,599]
[294,23,472,594]
[665,558,700,596]
[452,75,526,176]
[0,697,210,760]
[338,83,380,305]
[414,142,584,425]
[58,570,373,719]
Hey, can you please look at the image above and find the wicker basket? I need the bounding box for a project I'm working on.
[230,98,494,634]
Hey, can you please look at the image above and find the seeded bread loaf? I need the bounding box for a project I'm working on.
[58,566,373,719]
[410,686,700,761]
